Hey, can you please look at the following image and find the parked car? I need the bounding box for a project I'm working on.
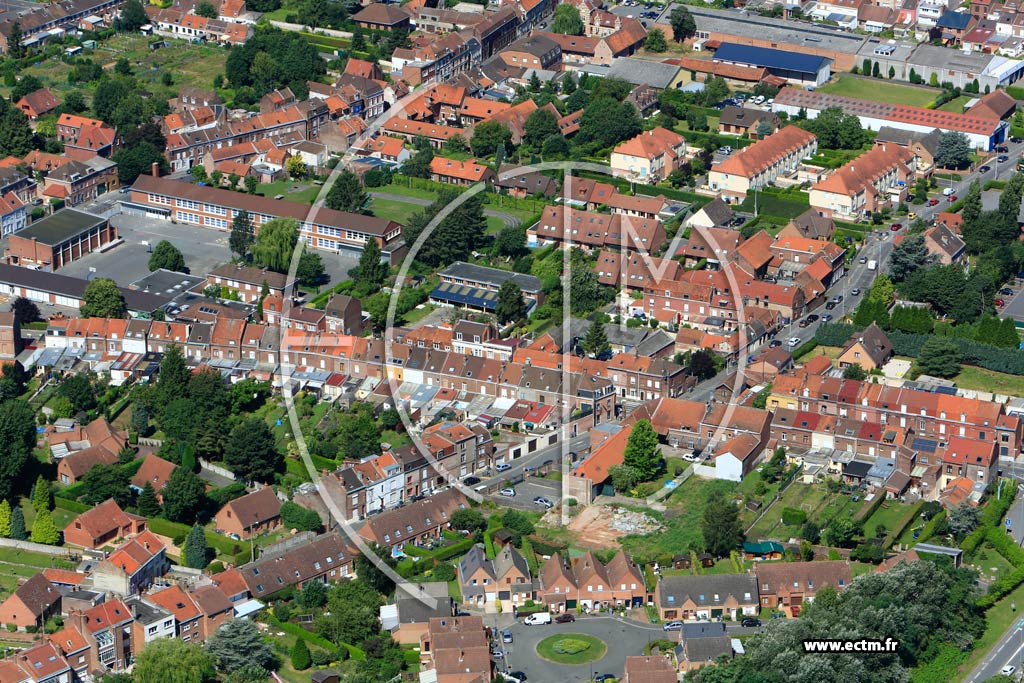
[496,463,511,472]
[500,488,516,497]
[1001,665,1016,676]
[506,673,527,683]
[594,675,615,682]
[1001,288,1015,295]
[851,288,861,296]
[821,313,833,322]
[947,194,957,202]
[534,497,554,509]
[524,612,552,625]
[491,649,505,659]
[555,613,576,623]
[997,145,1010,153]
[501,629,514,643]
[524,466,536,473]
[787,337,801,347]
[999,154,1010,162]
[769,339,782,348]
[463,476,481,486]
[825,301,837,310]
[859,256,868,264]
[798,318,811,328]
[996,298,1006,306]
[979,165,991,173]
[928,198,940,206]
[663,620,684,631]
[741,617,762,627]
[806,314,819,323]
[908,212,917,220]
[889,223,902,231]
[832,295,843,303]
[1012,137,1023,143]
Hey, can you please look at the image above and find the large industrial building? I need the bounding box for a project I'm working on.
[711,43,832,86]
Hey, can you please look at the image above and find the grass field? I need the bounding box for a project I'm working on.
[369,197,424,225]
[861,500,915,538]
[747,483,829,539]
[818,76,937,108]
[937,95,972,113]
[0,34,228,104]
[536,634,607,664]
[0,547,76,599]
[621,478,736,562]
[255,180,323,205]
[738,191,809,220]
[954,365,1024,397]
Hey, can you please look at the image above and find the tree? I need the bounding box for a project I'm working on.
[351,236,388,288]
[523,109,560,151]
[569,265,609,316]
[210,170,223,187]
[353,543,397,595]
[11,74,43,103]
[578,98,641,150]
[135,638,216,683]
[111,142,166,184]
[325,170,369,213]
[843,363,867,380]
[552,3,584,34]
[644,28,668,52]
[688,349,717,380]
[137,481,163,518]
[81,277,127,318]
[936,130,972,169]
[0,400,36,502]
[148,240,186,273]
[0,101,32,158]
[442,134,467,155]
[669,5,696,41]
[402,144,434,178]
[623,419,662,480]
[9,506,25,540]
[8,22,24,60]
[245,176,258,194]
[30,508,59,545]
[501,509,535,545]
[493,224,528,259]
[0,499,8,538]
[701,492,743,556]
[296,250,325,288]
[948,503,980,539]
[10,296,40,325]
[194,0,218,17]
[184,522,209,568]
[291,639,311,671]
[494,279,526,324]
[823,516,859,547]
[31,474,50,512]
[686,108,709,132]
[800,108,866,150]
[316,578,385,647]
[191,165,209,184]
[470,120,513,158]
[59,374,95,413]
[299,579,328,609]
[252,217,298,273]
[581,320,610,358]
[608,464,639,493]
[888,233,931,282]
[162,467,208,523]
[870,273,896,307]
[755,119,774,139]
[542,134,571,160]
[81,464,131,507]
[224,418,280,483]
[450,508,487,533]
[118,0,149,32]
[916,337,962,378]
[207,620,276,673]
[230,210,255,259]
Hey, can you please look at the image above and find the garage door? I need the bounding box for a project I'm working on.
[25,289,47,302]
[55,295,79,307]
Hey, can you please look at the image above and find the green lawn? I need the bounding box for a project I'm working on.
[381,181,442,201]
[748,483,829,540]
[937,95,972,113]
[536,633,607,664]
[369,197,423,226]
[813,492,866,526]
[953,582,1024,681]
[955,365,1024,397]
[255,180,322,205]
[738,191,809,220]
[817,76,936,108]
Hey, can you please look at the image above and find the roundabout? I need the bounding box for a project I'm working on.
[536,633,608,665]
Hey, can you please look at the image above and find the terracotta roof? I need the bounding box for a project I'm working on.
[755,560,852,595]
[64,500,145,541]
[220,487,282,527]
[429,156,494,182]
[16,88,60,116]
[613,126,685,161]
[811,145,914,197]
[147,584,201,623]
[573,424,631,483]
[713,125,817,179]
[353,2,410,24]
[131,454,177,492]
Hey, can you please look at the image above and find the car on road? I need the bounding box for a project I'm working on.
[798,318,811,328]
[524,466,536,474]
[1001,288,1015,295]
[928,198,940,206]
[463,476,481,486]
[851,288,861,296]
[741,617,762,627]
[501,629,513,643]
[753,95,765,105]
[501,675,524,683]
[769,339,782,348]
[1001,665,1016,676]
[979,165,992,173]
[787,337,801,347]
[682,452,701,462]
[859,256,868,264]
[663,620,684,631]
[997,298,1006,306]
[890,223,902,231]
[806,314,819,323]
[496,463,511,472]
[821,313,833,322]
[908,212,917,220]
[507,672,527,682]
[997,145,1010,153]
[524,612,552,625]
[825,301,837,310]
[491,649,505,659]
[555,614,576,623]
[1013,137,1023,143]
[943,187,956,196]
[999,154,1011,162]
[947,194,957,202]
[534,497,554,509]
[594,674,616,682]
[500,488,516,497]
[832,295,843,303]
[719,146,733,155]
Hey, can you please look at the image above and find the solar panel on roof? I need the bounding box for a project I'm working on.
[911,437,938,452]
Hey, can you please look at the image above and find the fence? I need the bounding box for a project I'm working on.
[0,538,73,556]
[268,21,353,38]
[199,459,236,481]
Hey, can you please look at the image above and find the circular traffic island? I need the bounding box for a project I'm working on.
[536,633,608,665]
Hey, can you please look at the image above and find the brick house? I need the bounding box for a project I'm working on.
[214,487,282,540]
[0,574,61,629]
[755,560,852,614]
[457,543,532,607]
[63,500,147,549]
[655,574,759,620]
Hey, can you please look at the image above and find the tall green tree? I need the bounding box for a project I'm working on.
[230,210,255,259]
[81,464,131,507]
[111,142,167,184]
[645,28,668,52]
[623,419,662,480]
[0,400,36,502]
[224,418,280,483]
[581,320,610,358]
[30,508,59,544]
[916,337,962,378]
[351,236,388,288]
[470,121,513,158]
[0,499,10,537]
[118,0,149,31]
[137,481,163,518]
[325,170,369,214]
[701,492,743,557]
[291,639,311,670]
[184,522,209,568]
[148,240,186,273]
[523,109,560,151]
[10,297,40,325]
[161,467,208,523]
[131,403,151,437]
[9,506,25,540]
[669,5,696,41]
[252,218,298,273]
[961,179,982,225]
[80,278,127,318]
[494,279,526,324]
[8,22,25,60]
[207,620,276,673]
[551,3,584,34]
[936,131,972,169]
[296,250,325,288]
[888,233,931,282]
[59,374,95,413]
[31,474,50,512]
[578,98,641,150]
[134,637,216,683]
[157,344,191,410]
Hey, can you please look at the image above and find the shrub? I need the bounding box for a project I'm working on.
[781,507,807,526]
[553,638,591,655]
[311,649,332,667]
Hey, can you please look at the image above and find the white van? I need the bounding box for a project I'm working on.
[942,187,955,196]
[524,612,552,625]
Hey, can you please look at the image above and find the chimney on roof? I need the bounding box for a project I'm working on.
[151,162,160,178]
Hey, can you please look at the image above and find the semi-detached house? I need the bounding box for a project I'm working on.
[708,126,818,202]
[809,145,917,219]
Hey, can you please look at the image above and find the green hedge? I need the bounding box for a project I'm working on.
[792,340,818,359]
[857,488,888,524]
[916,509,946,544]
[986,526,1024,566]
[265,614,365,660]
[54,497,90,513]
[890,501,924,546]
[148,518,240,557]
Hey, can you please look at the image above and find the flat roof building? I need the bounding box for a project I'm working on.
[712,43,832,86]
[5,209,116,271]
